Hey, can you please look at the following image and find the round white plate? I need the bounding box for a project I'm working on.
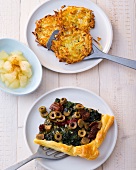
[26,0,113,73]
[24,87,117,170]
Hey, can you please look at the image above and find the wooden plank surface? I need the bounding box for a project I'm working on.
[0,0,136,170]
[0,0,20,169]
[97,1,136,169]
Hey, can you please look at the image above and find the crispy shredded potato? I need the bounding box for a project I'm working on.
[51,28,92,64]
[33,13,60,47]
[58,6,95,31]
[33,5,95,64]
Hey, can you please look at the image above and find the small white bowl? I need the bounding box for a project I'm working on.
[0,38,42,95]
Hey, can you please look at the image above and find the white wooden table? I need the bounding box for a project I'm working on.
[0,0,136,170]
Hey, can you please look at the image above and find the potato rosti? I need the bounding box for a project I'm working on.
[58,6,95,31]
[51,28,92,64]
[33,14,60,47]
[33,5,95,64]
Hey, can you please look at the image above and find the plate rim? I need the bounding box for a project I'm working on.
[24,86,118,170]
[25,0,113,74]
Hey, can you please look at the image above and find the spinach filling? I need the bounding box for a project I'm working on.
[37,98,102,146]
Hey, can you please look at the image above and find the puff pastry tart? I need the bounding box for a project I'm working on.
[34,98,114,160]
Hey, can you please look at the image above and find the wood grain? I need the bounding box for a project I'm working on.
[0,0,20,169]
[18,0,59,169]
[0,0,136,170]
[17,128,35,170]
[97,0,136,169]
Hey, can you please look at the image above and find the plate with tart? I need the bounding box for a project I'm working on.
[26,0,113,73]
[24,87,117,170]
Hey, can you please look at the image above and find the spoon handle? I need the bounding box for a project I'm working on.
[101,53,136,70]
[84,44,136,70]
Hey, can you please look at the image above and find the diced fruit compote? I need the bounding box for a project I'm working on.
[0,51,32,88]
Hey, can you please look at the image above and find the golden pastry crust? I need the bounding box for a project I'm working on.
[51,28,92,64]
[34,114,114,160]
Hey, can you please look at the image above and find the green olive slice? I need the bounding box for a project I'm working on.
[72,112,81,118]
[68,122,77,129]
[60,98,67,104]
[75,103,84,109]
[49,111,56,120]
[57,115,65,122]
[78,129,86,137]
[39,106,47,113]
[40,112,48,118]
[84,122,89,130]
[78,119,84,128]
[54,132,62,141]
[55,111,62,118]
[81,137,90,145]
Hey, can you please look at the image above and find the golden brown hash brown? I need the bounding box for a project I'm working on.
[33,14,60,47]
[51,28,92,64]
[33,6,95,63]
[58,6,95,31]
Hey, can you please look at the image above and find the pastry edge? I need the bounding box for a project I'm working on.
[34,114,114,160]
